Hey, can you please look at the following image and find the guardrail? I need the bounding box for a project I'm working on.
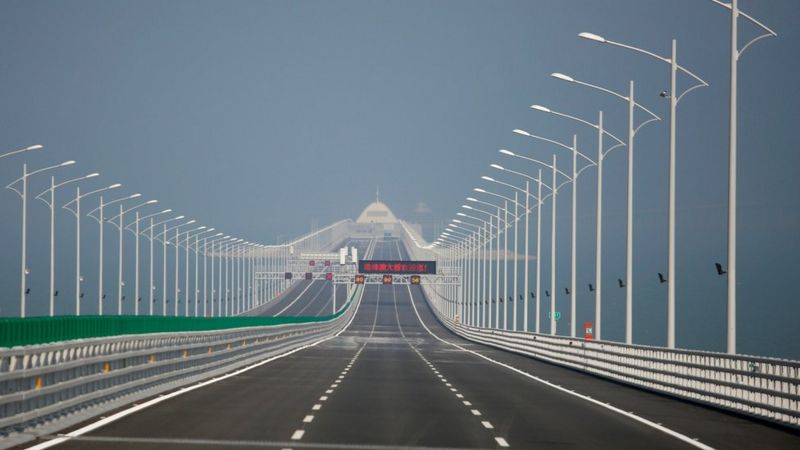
[395,223,800,430]
[420,284,800,430]
[0,284,363,448]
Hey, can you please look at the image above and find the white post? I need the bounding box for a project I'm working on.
[75,187,81,315]
[513,191,519,331]
[49,176,55,316]
[495,207,501,328]
[117,204,123,315]
[536,169,542,333]
[98,197,104,316]
[149,218,154,315]
[595,111,604,340]
[571,135,578,338]
[194,234,199,317]
[135,212,140,315]
[174,228,179,316]
[667,40,678,349]
[19,165,28,318]
[550,154,558,335]
[162,224,167,315]
[524,180,530,332]
[626,80,635,344]
[503,201,508,330]
[726,0,738,355]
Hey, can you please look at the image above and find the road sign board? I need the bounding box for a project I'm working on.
[584,322,594,340]
[359,260,436,275]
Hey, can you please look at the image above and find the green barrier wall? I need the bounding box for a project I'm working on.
[0,286,360,349]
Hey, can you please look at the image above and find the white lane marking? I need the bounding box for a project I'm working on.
[312,404,322,411]
[456,393,464,398]
[495,437,509,447]
[325,389,333,394]
[463,401,472,406]
[290,430,305,440]
[471,409,482,416]
[405,284,716,450]
[275,280,319,316]
[302,415,314,423]
[23,285,368,450]
[319,396,328,401]
[482,421,494,429]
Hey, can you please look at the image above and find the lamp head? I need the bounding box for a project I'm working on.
[490,164,504,171]
[174,215,185,220]
[453,219,463,223]
[27,144,44,151]
[466,197,478,202]
[499,149,515,156]
[86,173,100,179]
[530,104,551,113]
[145,199,157,205]
[473,188,486,193]
[185,219,196,225]
[578,32,606,43]
[456,212,467,217]
[108,183,122,189]
[61,160,76,167]
[160,209,172,214]
[129,193,142,199]
[512,130,529,139]
[481,176,495,182]
[551,72,574,82]
[461,204,473,210]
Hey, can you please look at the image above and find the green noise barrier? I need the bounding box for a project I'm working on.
[0,287,359,349]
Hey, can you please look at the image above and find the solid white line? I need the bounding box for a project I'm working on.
[275,280,318,316]
[495,437,509,447]
[405,284,716,450]
[24,284,367,450]
[302,415,314,423]
[290,429,305,440]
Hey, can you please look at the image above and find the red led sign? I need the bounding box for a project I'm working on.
[358,260,436,275]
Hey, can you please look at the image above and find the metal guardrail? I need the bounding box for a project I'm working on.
[420,284,800,429]
[396,223,800,429]
[0,284,363,447]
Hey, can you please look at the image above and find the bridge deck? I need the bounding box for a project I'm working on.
[28,240,800,450]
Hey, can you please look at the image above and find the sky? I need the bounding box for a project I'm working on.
[0,0,798,358]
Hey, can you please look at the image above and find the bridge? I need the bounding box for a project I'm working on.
[1,1,799,449]
[0,200,797,450]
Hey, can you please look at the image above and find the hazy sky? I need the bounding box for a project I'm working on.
[1,1,798,358]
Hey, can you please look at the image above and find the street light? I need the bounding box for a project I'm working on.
[140,215,184,315]
[106,199,157,314]
[530,104,625,341]
[124,208,172,315]
[550,72,661,344]
[6,160,76,317]
[704,0,776,355]
[0,144,43,161]
[35,172,99,316]
[155,218,195,315]
[63,183,121,315]
[579,31,708,348]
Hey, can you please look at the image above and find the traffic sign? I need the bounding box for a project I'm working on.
[382,275,393,285]
[410,275,421,285]
[305,272,313,280]
[354,274,365,285]
[584,322,594,340]
[325,272,333,281]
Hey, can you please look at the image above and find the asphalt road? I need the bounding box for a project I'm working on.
[250,238,372,317]
[26,239,800,450]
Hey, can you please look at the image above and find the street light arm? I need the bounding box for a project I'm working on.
[62,183,121,212]
[35,173,100,205]
[499,151,571,182]
[86,193,141,220]
[105,200,158,228]
[0,144,43,160]
[707,0,777,55]
[552,75,662,124]
[602,142,627,159]
[533,106,627,147]
[514,129,596,165]
[6,161,76,196]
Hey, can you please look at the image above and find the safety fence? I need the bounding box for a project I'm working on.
[0,284,362,448]
[396,221,800,429]
[0,309,349,349]
[422,284,800,429]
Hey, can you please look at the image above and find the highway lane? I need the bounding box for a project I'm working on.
[26,239,800,450]
[250,238,372,317]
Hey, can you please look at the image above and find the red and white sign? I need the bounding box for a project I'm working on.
[584,322,594,340]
